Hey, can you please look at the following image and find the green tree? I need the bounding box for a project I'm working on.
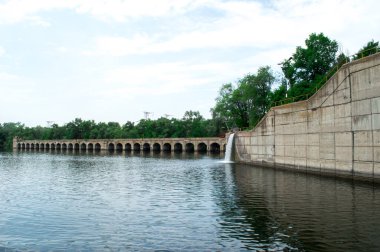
[281,33,338,99]
[241,66,275,125]
[353,40,380,60]
[212,66,275,129]
[211,83,249,129]
[336,52,350,67]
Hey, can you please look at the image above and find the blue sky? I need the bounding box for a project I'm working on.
[0,0,379,126]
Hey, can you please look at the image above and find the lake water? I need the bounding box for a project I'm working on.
[0,151,380,251]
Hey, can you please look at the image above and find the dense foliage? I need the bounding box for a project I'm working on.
[0,111,223,151]
[277,33,340,100]
[211,66,275,129]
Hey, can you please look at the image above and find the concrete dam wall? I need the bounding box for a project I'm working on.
[234,53,380,182]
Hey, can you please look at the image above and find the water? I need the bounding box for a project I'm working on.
[1,151,380,251]
[223,133,235,163]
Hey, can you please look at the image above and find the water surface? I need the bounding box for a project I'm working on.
[0,151,379,251]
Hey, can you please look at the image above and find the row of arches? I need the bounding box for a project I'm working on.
[17,143,102,151]
[17,142,222,153]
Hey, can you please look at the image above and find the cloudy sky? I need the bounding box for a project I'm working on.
[0,0,379,126]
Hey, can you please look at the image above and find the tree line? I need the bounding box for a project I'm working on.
[0,111,223,151]
[1,33,379,151]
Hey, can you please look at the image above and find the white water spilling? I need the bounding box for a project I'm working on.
[223,133,235,163]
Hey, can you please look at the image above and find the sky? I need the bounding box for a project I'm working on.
[0,0,379,127]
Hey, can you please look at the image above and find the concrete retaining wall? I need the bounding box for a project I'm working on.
[234,53,380,182]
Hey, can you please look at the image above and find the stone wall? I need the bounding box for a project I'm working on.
[234,53,380,182]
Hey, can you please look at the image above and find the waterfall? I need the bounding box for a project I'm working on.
[223,133,235,162]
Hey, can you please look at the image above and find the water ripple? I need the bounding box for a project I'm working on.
[0,152,380,251]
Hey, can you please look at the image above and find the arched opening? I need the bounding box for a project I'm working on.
[88,143,94,151]
[197,143,207,153]
[62,143,67,151]
[81,143,86,151]
[116,143,123,152]
[143,143,150,152]
[68,143,73,151]
[40,143,44,150]
[56,143,61,150]
[174,143,182,152]
[74,143,79,151]
[133,143,141,151]
[35,143,39,150]
[95,143,101,152]
[163,143,171,152]
[108,143,115,152]
[17,143,21,150]
[45,143,50,150]
[153,143,161,152]
[22,143,25,150]
[210,143,221,153]
[185,143,194,153]
[125,143,132,151]
[30,143,35,150]
[26,143,30,150]
[51,143,56,150]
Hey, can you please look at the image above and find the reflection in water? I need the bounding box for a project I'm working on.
[0,152,379,251]
[212,164,380,252]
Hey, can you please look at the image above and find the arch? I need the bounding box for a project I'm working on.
[163,143,171,152]
[45,143,50,150]
[210,143,221,153]
[108,143,115,151]
[185,143,194,153]
[17,143,21,150]
[74,143,79,151]
[68,143,73,151]
[31,143,35,150]
[26,143,30,150]
[51,143,56,150]
[95,143,101,151]
[40,143,44,150]
[125,143,132,151]
[174,143,183,152]
[81,143,86,151]
[62,143,67,150]
[116,143,123,152]
[153,143,161,152]
[35,143,39,150]
[88,143,94,151]
[22,143,25,150]
[197,142,207,153]
[143,143,150,152]
[56,143,61,150]
[133,143,141,151]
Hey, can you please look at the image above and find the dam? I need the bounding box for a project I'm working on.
[234,52,380,182]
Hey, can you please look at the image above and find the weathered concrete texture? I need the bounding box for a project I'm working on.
[235,53,380,183]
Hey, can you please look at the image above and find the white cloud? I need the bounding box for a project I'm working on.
[101,61,234,98]
[0,0,73,24]
[28,15,51,27]
[0,71,18,80]
[0,0,204,24]
[82,0,380,58]
[0,46,5,57]
[74,0,203,22]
